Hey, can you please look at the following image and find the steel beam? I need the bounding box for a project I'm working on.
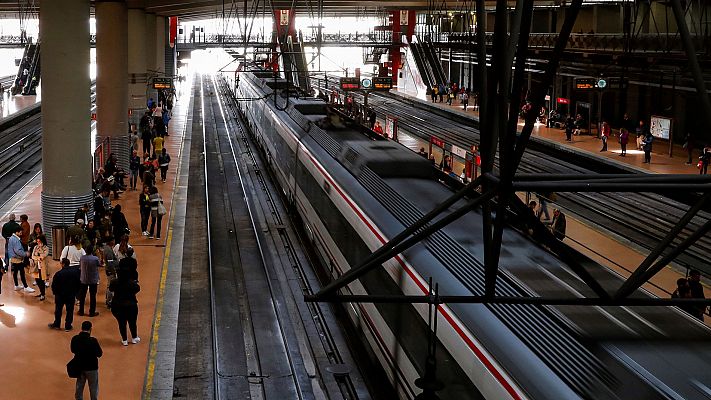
[313,181,492,299]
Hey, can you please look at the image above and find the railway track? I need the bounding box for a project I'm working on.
[310,74,711,276]
[173,74,370,400]
[0,82,97,209]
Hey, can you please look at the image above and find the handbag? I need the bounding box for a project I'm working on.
[67,357,81,378]
[157,201,167,216]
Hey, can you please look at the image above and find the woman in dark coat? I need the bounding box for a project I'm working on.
[109,269,141,346]
[111,204,129,241]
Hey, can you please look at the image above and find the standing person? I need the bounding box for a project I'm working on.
[113,234,136,263]
[438,83,445,103]
[0,258,5,306]
[111,205,129,242]
[2,214,20,267]
[688,269,707,321]
[430,84,438,102]
[368,109,377,130]
[118,248,139,282]
[139,111,153,155]
[158,148,171,183]
[8,225,33,292]
[19,214,30,250]
[74,204,89,226]
[61,236,87,268]
[148,186,165,240]
[549,208,566,240]
[683,133,694,165]
[129,150,141,190]
[700,146,711,175]
[49,258,81,331]
[162,109,171,136]
[619,128,629,156]
[71,321,102,400]
[139,186,152,236]
[564,114,574,142]
[461,91,469,111]
[418,147,428,158]
[129,128,139,154]
[642,132,653,163]
[536,192,552,221]
[109,269,141,346]
[599,121,610,152]
[30,234,49,301]
[635,120,647,150]
[78,246,101,317]
[152,133,164,158]
[671,278,695,316]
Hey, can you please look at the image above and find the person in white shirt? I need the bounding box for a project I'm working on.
[61,236,86,267]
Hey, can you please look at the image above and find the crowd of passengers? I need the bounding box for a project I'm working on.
[0,94,178,399]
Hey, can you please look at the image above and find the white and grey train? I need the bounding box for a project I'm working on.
[233,68,711,400]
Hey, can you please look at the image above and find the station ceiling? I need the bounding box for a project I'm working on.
[0,1,614,20]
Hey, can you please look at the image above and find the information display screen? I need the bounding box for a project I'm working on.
[575,78,596,90]
[373,77,393,90]
[153,78,173,89]
[340,77,360,91]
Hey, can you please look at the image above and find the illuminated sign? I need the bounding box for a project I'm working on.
[431,135,445,148]
[361,78,373,89]
[153,77,173,89]
[557,97,570,104]
[373,77,393,90]
[597,79,607,89]
[340,77,360,91]
[575,78,596,90]
[279,10,290,26]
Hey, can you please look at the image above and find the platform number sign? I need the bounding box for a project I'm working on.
[279,10,290,26]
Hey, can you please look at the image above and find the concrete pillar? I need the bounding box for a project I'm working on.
[128,9,147,116]
[145,13,157,73]
[40,0,93,254]
[96,0,130,172]
[156,16,166,74]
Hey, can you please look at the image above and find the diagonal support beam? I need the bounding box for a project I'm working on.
[615,192,710,299]
[312,178,489,299]
[620,219,711,298]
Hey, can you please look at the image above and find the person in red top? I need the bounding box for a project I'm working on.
[373,121,384,136]
[600,121,611,152]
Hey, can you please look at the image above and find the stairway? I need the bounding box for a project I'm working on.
[12,42,40,96]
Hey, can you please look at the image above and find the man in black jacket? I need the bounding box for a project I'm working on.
[549,209,567,241]
[71,321,102,400]
[49,258,81,331]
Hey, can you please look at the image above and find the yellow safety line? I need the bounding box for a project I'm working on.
[142,105,189,400]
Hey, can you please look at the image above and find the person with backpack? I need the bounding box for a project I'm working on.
[139,111,153,155]
[109,269,141,346]
[148,186,165,240]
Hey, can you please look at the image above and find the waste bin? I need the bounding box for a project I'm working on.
[51,225,68,260]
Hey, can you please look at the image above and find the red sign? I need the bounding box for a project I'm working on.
[91,113,97,121]
[169,16,178,48]
[557,97,570,104]
[430,135,445,149]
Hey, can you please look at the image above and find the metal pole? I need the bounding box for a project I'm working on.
[670,0,711,144]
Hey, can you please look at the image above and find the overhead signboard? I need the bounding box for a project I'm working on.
[430,135,445,149]
[451,145,467,159]
[340,77,360,91]
[557,97,570,104]
[373,77,393,90]
[361,78,373,90]
[153,77,173,89]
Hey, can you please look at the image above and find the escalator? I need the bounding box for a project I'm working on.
[408,38,435,89]
[421,37,446,85]
[11,42,39,96]
[22,43,40,95]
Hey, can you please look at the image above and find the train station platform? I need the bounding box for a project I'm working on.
[391,89,702,175]
[0,91,39,119]
[0,81,188,399]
